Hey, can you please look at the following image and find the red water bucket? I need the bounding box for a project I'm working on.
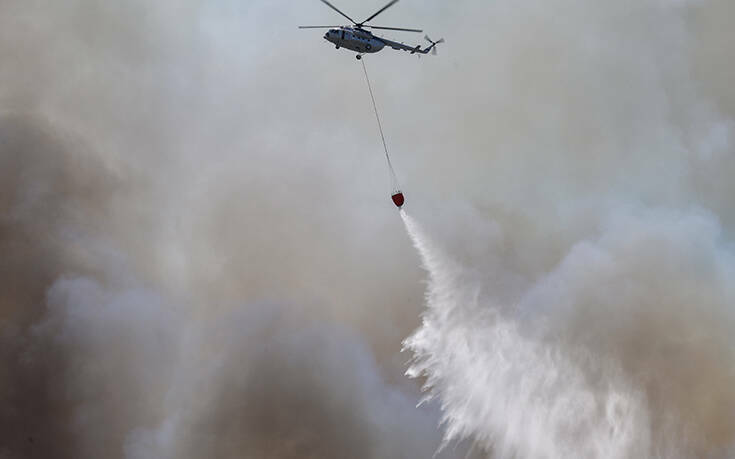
[391,192,405,208]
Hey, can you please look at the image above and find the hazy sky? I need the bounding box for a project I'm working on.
[1,0,735,458]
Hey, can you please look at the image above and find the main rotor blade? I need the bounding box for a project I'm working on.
[362,0,399,24]
[364,25,422,33]
[299,25,342,29]
[319,0,356,25]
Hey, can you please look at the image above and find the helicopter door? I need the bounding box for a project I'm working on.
[341,30,345,41]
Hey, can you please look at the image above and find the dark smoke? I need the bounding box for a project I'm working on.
[0,115,458,458]
[0,114,114,458]
[0,0,458,454]
[3,0,735,458]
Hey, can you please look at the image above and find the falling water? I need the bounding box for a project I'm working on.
[400,209,735,458]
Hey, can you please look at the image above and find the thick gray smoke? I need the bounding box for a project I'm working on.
[397,0,735,457]
[0,1,457,458]
[1,0,735,458]
[0,112,456,459]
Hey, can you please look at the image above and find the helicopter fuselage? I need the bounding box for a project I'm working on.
[324,27,386,54]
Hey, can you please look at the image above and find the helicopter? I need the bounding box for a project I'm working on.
[299,0,444,60]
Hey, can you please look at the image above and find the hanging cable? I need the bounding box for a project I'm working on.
[361,59,402,199]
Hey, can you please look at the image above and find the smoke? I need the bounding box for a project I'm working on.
[399,2,735,455]
[0,1,455,456]
[1,0,735,458]
[0,112,459,458]
[35,278,445,459]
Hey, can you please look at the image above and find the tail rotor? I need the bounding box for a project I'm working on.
[424,35,445,55]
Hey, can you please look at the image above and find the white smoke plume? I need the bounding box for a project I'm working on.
[2,0,735,458]
[0,1,460,456]
[0,112,460,458]
[394,0,735,456]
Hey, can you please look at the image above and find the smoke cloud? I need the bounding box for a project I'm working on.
[0,1,455,457]
[0,113,456,458]
[398,0,735,457]
[1,0,734,458]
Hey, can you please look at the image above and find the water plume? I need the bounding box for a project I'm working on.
[401,208,735,458]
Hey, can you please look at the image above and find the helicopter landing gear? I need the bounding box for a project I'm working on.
[336,45,340,49]
[356,54,363,60]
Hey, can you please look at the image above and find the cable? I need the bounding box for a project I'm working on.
[361,59,400,191]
